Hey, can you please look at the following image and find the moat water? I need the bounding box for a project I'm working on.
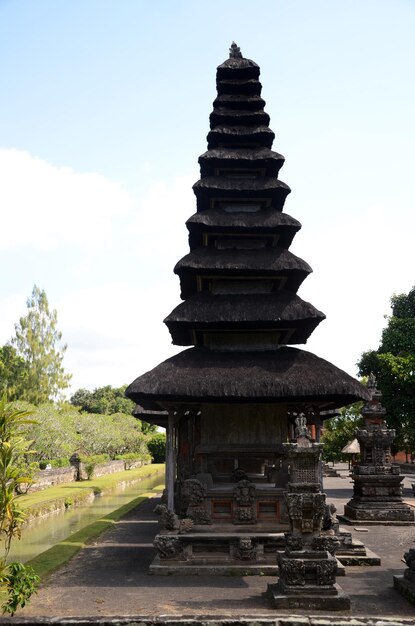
[9,470,164,563]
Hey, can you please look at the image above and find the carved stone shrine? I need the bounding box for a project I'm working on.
[267,425,350,610]
[126,43,370,575]
[343,374,414,524]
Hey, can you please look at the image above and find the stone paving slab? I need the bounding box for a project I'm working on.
[13,466,415,621]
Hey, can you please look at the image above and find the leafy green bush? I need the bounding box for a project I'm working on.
[0,395,40,613]
[50,457,70,468]
[147,432,166,463]
[79,454,110,480]
[0,562,39,616]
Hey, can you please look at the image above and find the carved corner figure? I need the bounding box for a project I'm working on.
[182,478,211,525]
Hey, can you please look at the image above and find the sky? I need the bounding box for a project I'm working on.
[0,0,414,397]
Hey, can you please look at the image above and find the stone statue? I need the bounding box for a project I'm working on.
[229,41,242,59]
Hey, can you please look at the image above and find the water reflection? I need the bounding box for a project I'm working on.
[9,472,164,563]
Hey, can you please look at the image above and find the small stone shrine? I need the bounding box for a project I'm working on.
[267,416,350,609]
[126,43,370,574]
[343,374,414,524]
[394,548,415,604]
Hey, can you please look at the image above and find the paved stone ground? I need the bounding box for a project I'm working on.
[14,464,415,620]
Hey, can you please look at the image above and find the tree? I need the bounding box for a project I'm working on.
[70,385,157,434]
[11,286,71,404]
[358,286,415,455]
[321,402,363,462]
[0,345,28,401]
[70,385,132,415]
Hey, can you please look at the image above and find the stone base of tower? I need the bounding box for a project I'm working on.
[267,551,350,610]
[342,472,415,525]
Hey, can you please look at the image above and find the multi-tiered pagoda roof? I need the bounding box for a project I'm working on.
[126,44,369,416]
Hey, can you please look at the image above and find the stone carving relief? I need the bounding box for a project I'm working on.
[153,535,184,560]
[234,479,256,505]
[234,537,257,561]
[279,556,305,586]
[154,504,179,531]
[322,502,340,533]
[233,479,257,524]
[181,478,211,525]
[316,559,337,586]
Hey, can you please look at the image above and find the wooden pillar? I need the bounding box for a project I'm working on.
[166,410,176,511]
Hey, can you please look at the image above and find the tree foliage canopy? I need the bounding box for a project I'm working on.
[0,345,28,401]
[70,385,157,434]
[358,286,415,453]
[321,402,363,462]
[11,286,71,404]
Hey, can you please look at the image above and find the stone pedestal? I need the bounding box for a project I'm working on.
[268,556,350,610]
[268,421,350,610]
[343,375,414,525]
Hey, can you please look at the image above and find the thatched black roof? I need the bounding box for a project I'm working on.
[217,79,262,96]
[186,208,301,250]
[213,94,266,111]
[125,347,371,411]
[193,175,290,211]
[207,125,274,149]
[198,148,284,177]
[174,247,311,298]
[210,108,270,129]
[164,291,325,346]
[132,404,168,428]
[216,56,260,80]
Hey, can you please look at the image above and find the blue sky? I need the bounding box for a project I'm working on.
[1,0,414,395]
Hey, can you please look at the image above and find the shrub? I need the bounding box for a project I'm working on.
[79,454,110,480]
[147,432,166,463]
[50,457,70,468]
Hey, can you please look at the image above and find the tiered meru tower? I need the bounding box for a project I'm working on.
[126,44,370,574]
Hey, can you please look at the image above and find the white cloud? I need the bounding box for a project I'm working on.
[0,149,134,251]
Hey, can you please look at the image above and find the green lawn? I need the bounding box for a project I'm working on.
[18,463,165,518]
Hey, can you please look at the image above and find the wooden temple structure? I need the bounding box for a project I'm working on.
[126,43,370,574]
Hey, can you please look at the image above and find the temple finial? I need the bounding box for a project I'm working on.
[367,372,377,391]
[229,42,242,59]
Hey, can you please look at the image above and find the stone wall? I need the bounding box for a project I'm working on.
[27,466,77,492]
[29,459,149,491]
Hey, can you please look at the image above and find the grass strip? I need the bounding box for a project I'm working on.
[25,488,160,580]
[19,463,164,519]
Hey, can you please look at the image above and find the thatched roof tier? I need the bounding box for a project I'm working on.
[174,247,312,298]
[216,56,260,80]
[207,125,274,149]
[210,109,270,128]
[132,404,168,428]
[164,291,325,346]
[217,79,262,96]
[193,176,290,212]
[186,208,301,249]
[198,148,284,177]
[125,347,371,411]
[213,94,266,111]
